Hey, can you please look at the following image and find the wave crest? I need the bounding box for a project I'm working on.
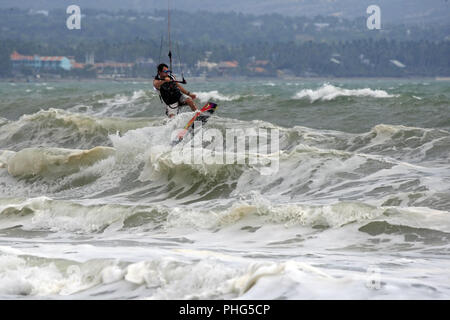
[5,146,115,178]
[0,109,155,150]
[294,84,397,102]
[195,90,240,103]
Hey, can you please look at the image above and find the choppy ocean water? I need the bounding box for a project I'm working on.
[0,78,449,299]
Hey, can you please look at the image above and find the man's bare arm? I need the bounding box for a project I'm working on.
[176,83,196,99]
[153,77,170,90]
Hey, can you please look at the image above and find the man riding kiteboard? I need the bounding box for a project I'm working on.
[153,63,199,118]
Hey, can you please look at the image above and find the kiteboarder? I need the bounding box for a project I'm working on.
[153,63,199,118]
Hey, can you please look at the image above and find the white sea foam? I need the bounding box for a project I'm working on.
[294,84,398,102]
[195,90,240,103]
[5,193,449,236]
[98,90,148,106]
[1,244,448,299]
[0,253,117,296]
[0,150,15,169]
[0,108,154,151]
[94,90,152,117]
[5,146,115,178]
[1,80,449,300]
[0,197,158,233]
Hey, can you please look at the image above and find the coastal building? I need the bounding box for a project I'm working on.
[217,61,239,70]
[247,60,270,74]
[10,51,72,71]
[94,62,135,78]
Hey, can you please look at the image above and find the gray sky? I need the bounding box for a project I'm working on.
[1,0,449,24]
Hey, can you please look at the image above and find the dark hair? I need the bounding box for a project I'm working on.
[157,63,169,72]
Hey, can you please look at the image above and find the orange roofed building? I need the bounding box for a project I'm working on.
[10,51,73,71]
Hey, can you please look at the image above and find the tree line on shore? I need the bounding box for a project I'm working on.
[0,8,449,78]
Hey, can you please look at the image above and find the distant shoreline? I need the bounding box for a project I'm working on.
[1,76,448,84]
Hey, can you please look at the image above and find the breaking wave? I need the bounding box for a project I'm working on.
[1,194,449,235]
[195,90,240,103]
[0,111,448,212]
[294,84,398,102]
[3,147,115,178]
[0,79,449,300]
[0,109,158,150]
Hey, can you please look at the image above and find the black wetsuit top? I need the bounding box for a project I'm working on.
[155,76,182,105]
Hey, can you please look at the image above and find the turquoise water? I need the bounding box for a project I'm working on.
[0,78,449,299]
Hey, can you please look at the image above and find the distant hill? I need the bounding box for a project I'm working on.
[1,0,449,25]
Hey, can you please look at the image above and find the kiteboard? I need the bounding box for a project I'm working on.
[175,102,218,143]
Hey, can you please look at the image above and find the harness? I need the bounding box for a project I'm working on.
[154,76,182,106]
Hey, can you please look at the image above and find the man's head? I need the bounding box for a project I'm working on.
[157,63,171,77]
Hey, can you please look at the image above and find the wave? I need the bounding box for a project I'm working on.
[0,197,165,233]
[195,90,240,103]
[293,84,398,102]
[0,109,158,151]
[0,252,122,296]
[344,124,450,163]
[0,249,334,299]
[164,198,386,231]
[1,249,446,299]
[359,221,450,244]
[4,146,115,178]
[284,124,450,164]
[0,118,8,128]
[1,244,447,299]
[1,116,448,210]
[130,140,445,208]
[0,109,448,209]
[1,195,449,236]
[0,196,377,233]
[91,90,155,117]
[97,90,149,106]
[0,150,15,169]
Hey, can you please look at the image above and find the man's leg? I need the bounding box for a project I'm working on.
[166,104,178,118]
[185,97,199,112]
